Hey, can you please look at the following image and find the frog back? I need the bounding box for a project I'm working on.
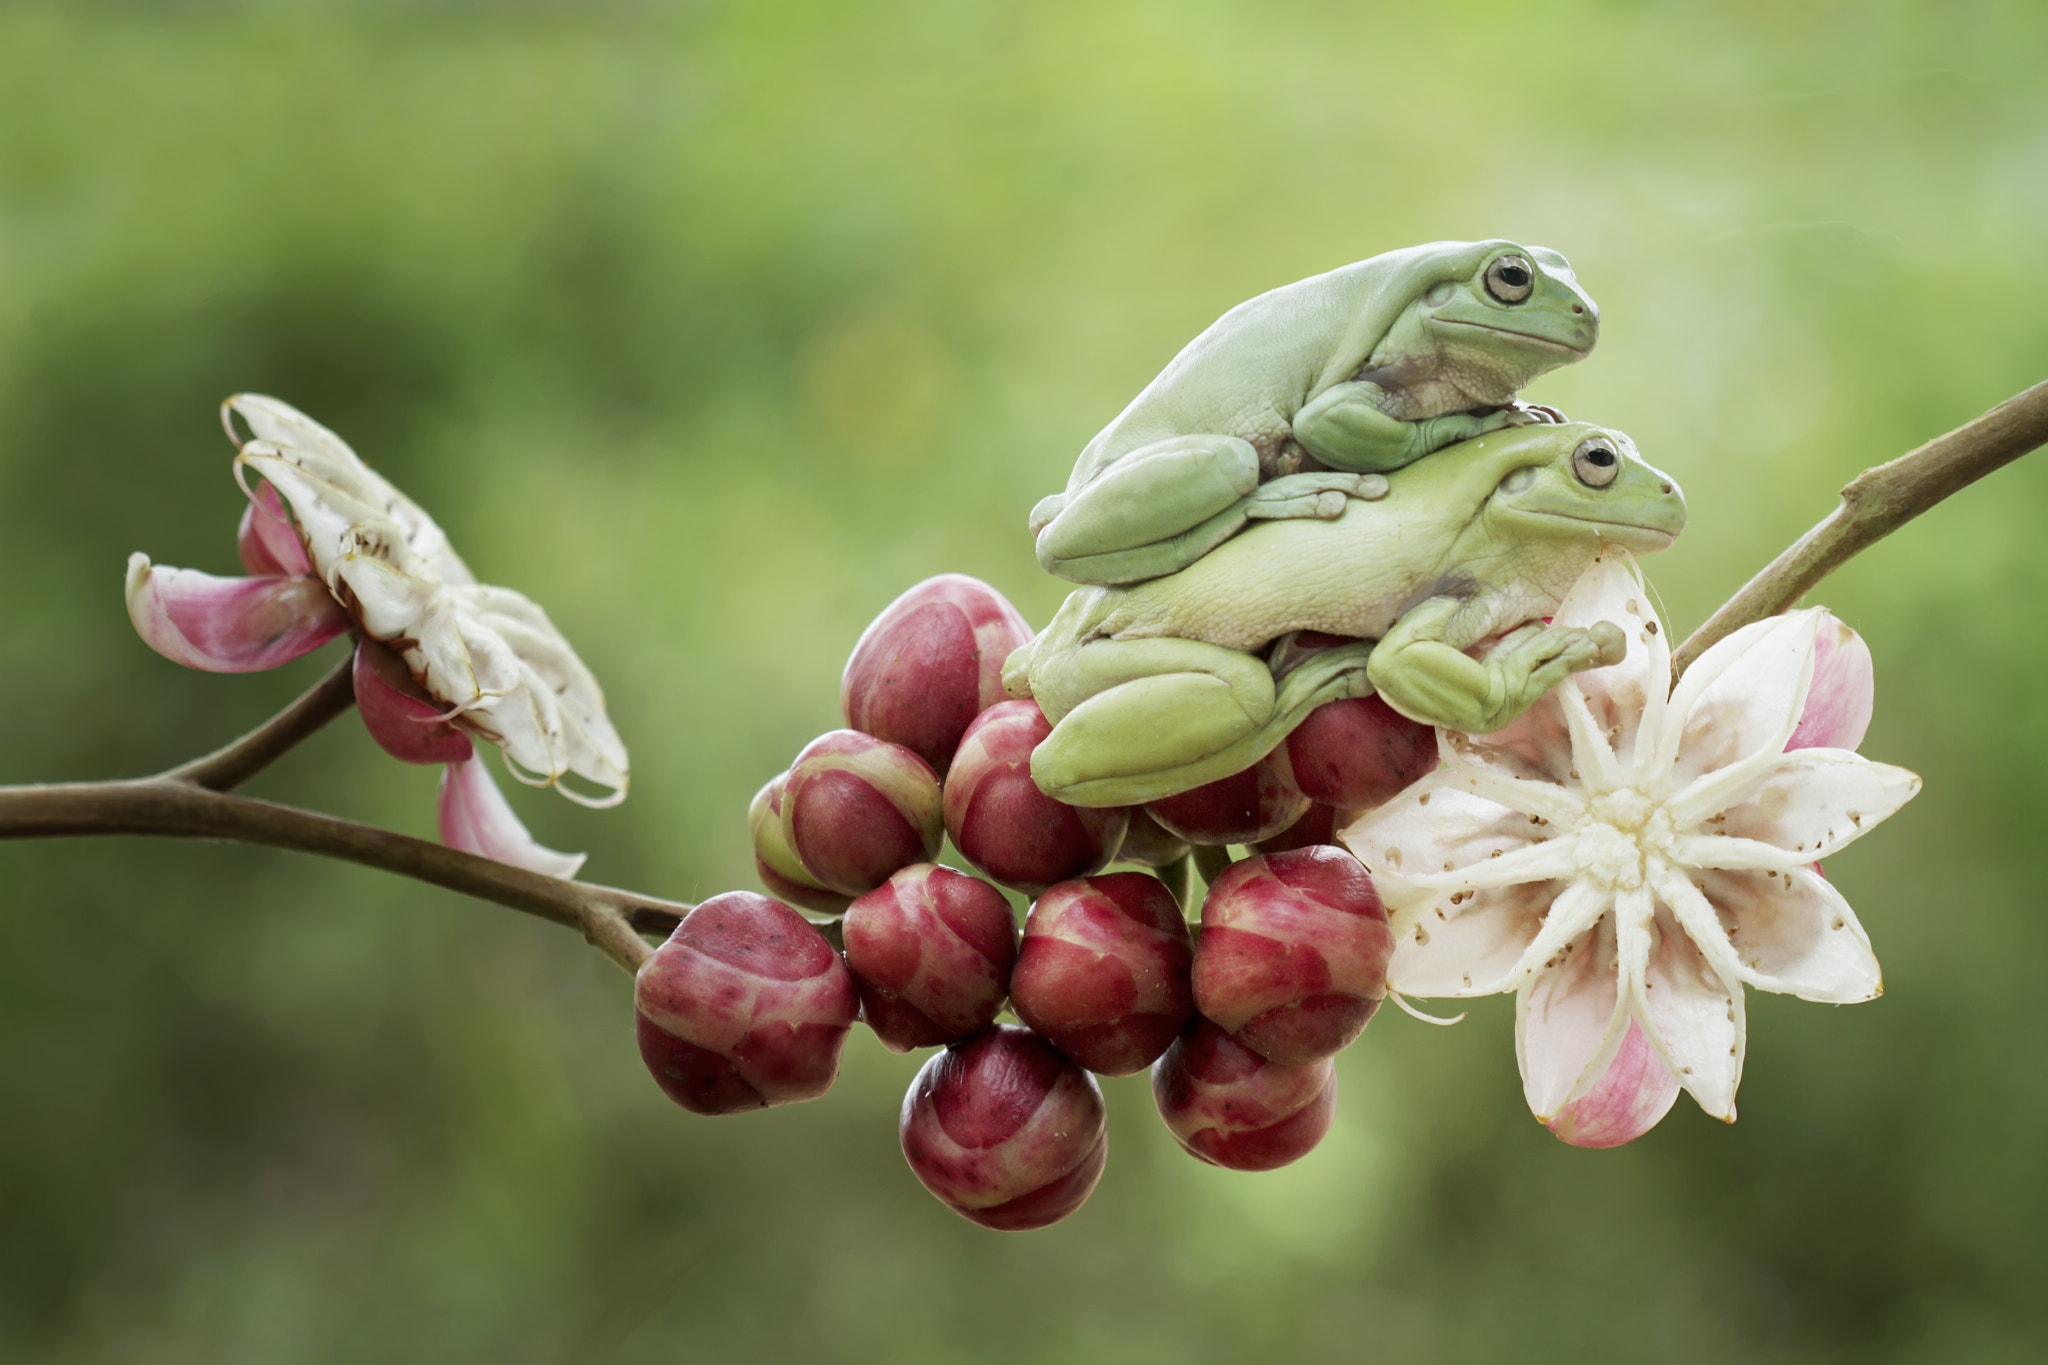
[1065,241,1512,492]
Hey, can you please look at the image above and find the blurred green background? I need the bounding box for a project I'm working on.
[2,1,2045,1360]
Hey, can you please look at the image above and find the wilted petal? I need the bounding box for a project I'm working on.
[236,481,312,578]
[126,554,347,673]
[1787,613,1873,752]
[1547,1019,1681,1148]
[1516,915,1627,1120]
[1691,866,1882,1003]
[1634,904,1743,1121]
[1658,610,1820,789]
[353,640,474,765]
[437,755,586,878]
[1677,749,1921,861]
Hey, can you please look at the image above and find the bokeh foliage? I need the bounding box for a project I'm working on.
[2,0,2046,1360]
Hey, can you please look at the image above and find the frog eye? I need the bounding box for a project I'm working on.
[1483,254,1536,304]
[1573,437,1622,487]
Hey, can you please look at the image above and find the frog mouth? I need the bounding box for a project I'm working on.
[1434,319,1592,354]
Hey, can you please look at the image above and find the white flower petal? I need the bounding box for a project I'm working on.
[1657,609,1821,787]
[1634,902,1744,1121]
[1695,866,1883,1003]
[1389,877,1564,998]
[1341,778,1541,880]
[1501,877,1617,998]
[1516,915,1629,1121]
[1694,749,1921,859]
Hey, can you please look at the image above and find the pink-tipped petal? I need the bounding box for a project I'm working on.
[1787,613,1873,752]
[1516,915,1626,1121]
[438,755,585,879]
[353,640,475,764]
[236,481,313,578]
[126,553,347,673]
[1547,1019,1681,1148]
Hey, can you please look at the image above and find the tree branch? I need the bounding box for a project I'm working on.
[0,776,677,974]
[1674,378,2048,674]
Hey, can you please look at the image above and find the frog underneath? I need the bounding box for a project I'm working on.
[1004,422,1685,808]
[1030,240,1599,587]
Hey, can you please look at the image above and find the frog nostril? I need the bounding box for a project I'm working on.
[1572,305,1584,315]
[1661,482,1672,494]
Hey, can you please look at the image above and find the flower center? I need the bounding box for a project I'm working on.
[1574,788,1677,891]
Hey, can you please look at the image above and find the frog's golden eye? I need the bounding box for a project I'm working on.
[1573,437,1621,487]
[1484,254,1536,304]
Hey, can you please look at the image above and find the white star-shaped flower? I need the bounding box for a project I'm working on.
[1341,550,1919,1145]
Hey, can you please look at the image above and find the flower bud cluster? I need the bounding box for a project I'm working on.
[637,575,1434,1231]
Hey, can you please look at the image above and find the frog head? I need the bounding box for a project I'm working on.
[1459,421,1687,554]
[1349,240,1600,412]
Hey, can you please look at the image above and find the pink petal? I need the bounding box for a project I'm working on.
[353,640,474,765]
[236,481,313,578]
[1786,613,1873,752]
[1516,915,1627,1120]
[1547,1019,1681,1148]
[126,553,347,673]
[437,756,585,879]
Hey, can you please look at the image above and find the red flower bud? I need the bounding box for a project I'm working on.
[635,892,860,1115]
[1251,802,1341,856]
[844,864,1019,1052]
[841,574,1035,773]
[1152,1016,1338,1170]
[899,1025,1108,1231]
[1011,873,1194,1076]
[748,772,854,915]
[944,700,1127,895]
[1192,846,1393,1065]
[780,730,944,897]
[1273,696,1436,810]
[1143,749,1308,846]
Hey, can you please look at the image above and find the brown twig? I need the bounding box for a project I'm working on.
[0,775,675,973]
[1674,378,2048,675]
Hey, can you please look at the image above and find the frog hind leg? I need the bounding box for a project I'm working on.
[1033,434,1262,585]
[1031,637,1378,808]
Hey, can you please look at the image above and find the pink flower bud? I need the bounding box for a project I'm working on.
[899,1025,1108,1230]
[1787,611,1874,753]
[748,773,853,915]
[354,639,474,765]
[841,574,1035,773]
[1114,806,1191,869]
[844,864,1018,1052]
[780,730,944,897]
[1011,873,1194,1075]
[1252,803,1341,856]
[944,700,1128,895]
[125,553,347,673]
[236,480,313,578]
[1273,696,1435,810]
[1193,846,1393,1065]
[1143,749,1308,846]
[1151,1016,1338,1170]
[437,755,585,878]
[636,891,860,1115]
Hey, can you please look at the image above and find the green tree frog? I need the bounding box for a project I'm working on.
[1030,240,1599,586]
[1004,422,1684,808]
